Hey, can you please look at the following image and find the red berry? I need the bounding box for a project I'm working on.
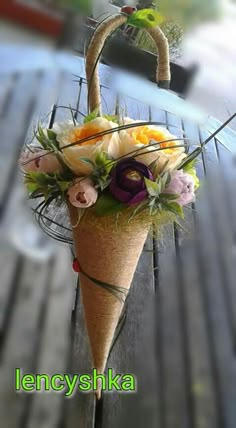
[73,259,81,273]
[121,6,136,15]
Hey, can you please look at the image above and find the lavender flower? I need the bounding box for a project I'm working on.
[164,170,196,206]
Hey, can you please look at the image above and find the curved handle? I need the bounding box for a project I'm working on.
[86,13,171,114]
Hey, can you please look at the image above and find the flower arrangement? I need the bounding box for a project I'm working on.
[19,9,204,399]
[20,115,199,221]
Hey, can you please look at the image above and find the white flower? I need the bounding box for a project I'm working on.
[53,118,120,176]
[52,117,187,177]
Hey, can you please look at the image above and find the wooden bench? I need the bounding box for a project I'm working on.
[0,53,236,428]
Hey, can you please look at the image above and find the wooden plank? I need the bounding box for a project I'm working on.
[15,70,76,428]
[101,99,157,428]
[63,76,96,428]
[155,223,190,428]
[0,242,21,340]
[0,257,52,428]
[194,125,236,428]
[102,239,158,428]
[65,289,96,428]
[179,118,219,428]
[0,73,16,117]
[25,248,74,428]
[0,72,39,215]
[0,69,78,428]
[212,140,236,351]
[151,109,190,428]
[50,73,97,428]
[0,69,62,343]
[24,70,61,141]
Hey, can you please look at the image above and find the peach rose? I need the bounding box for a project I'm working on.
[20,150,63,174]
[67,178,98,208]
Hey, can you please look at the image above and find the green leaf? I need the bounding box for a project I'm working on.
[165,202,184,219]
[160,193,179,201]
[57,181,70,192]
[28,172,50,186]
[95,194,126,216]
[26,182,40,194]
[149,198,159,215]
[47,129,57,140]
[178,147,202,170]
[127,9,165,29]
[79,157,96,168]
[84,108,99,124]
[96,177,111,192]
[128,200,149,222]
[161,172,171,189]
[103,115,119,124]
[183,164,200,190]
[144,177,159,197]
[183,159,196,173]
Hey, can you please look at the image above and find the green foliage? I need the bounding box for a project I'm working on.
[127,9,165,29]
[144,173,184,218]
[178,147,202,170]
[50,0,92,14]
[36,126,59,152]
[157,0,221,28]
[25,171,71,201]
[163,201,184,219]
[92,152,115,191]
[103,115,120,124]
[83,111,120,125]
[95,194,125,217]
[83,108,100,124]
[183,161,200,190]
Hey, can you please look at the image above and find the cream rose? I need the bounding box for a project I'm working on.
[118,126,187,175]
[53,118,120,176]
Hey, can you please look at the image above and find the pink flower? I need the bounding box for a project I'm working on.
[19,150,63,174]
[164,170,196,206]
[67,178,98,208]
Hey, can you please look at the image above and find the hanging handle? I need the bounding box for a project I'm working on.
[86,13,171,114]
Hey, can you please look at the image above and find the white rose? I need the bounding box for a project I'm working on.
[53,118,119,176]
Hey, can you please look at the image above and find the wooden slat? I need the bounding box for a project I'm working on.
[65,289,96,428]
[0,257,52,428]
[0,72,39,215]
[25,248,74,428]
[0,73,16,117]
[0,243,21,340]
[210,140,236,350]
[50,73,97,428]
[22,71,78,428]
[179,118,219,428]
[194,126,236,428]
[151,109,190,428]
[0,69,62,349]
[101,98,157,428]
[102,239,158,428]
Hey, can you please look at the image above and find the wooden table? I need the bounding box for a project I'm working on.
[0,51,236,428]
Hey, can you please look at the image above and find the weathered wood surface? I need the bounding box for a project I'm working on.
[0,54,235,428]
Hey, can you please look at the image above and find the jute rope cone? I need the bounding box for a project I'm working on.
[69,12,170,398]
[69,204,149,396]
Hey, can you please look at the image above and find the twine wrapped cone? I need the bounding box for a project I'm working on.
[66,12,170,398]
[68,204,150,396]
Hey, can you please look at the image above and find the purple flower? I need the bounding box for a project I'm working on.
[164,170,196,206]
[109,158,153,206]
